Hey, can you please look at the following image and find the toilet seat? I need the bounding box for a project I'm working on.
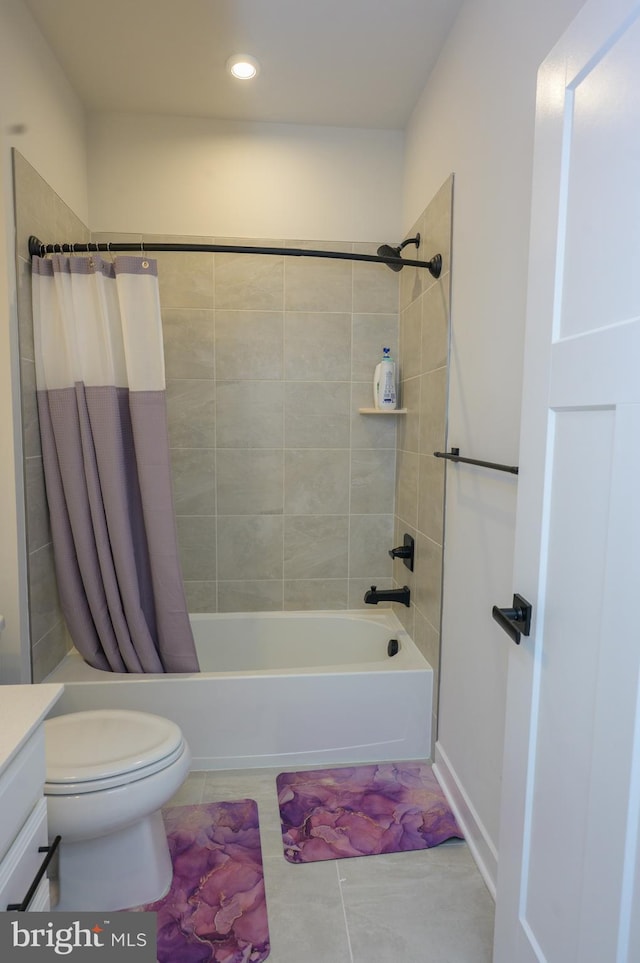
[44,709,186,795]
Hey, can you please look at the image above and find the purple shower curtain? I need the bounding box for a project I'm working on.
[32,254,199,673]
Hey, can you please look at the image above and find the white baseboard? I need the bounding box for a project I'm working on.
[433,741,498,899]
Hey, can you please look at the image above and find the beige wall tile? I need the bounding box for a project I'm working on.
[21,359,41,459]
[400,298,422,381]
[394,593,416,639]
[350,449,396,515]
[348,514,394,577]
[217,515,283,580]
[285,250,353,313]
[217,580,283,612]
[215,310,284,380]
[284,449,350,515]
[216,450,283,515]
[396,449,419,528]
[350,385,398,449]
[25,457,51,553]
[351,315,399,383]
[154,249,214,309]
[419,367,448,455]
[215,250,284,311]
[417,454,446,545]
[397,377,420,454]
[216,381,284,449]
[421,275,450,374]
[284,382,350,449]
[399,219,425,313]
[31,621,71,683]
[176,515,216,580]
[17,255,35,361]
[352,243,400,315]
[27,543,62,644]
[394,179,452,749]
[166,380,216,449]
[284,579,349,610]
[284,312,351,381]
[284,515,348,579]
[420,175,454,279]
[170,449,216,515]
[183,581,217,613]
[414,532,444,630]
[162,308,214,379]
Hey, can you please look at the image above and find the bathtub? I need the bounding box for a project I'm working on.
[44,610,433,770]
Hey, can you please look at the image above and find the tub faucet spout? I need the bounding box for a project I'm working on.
[363,585,411,607]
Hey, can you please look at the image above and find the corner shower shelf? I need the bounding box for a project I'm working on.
[358,408,407,414]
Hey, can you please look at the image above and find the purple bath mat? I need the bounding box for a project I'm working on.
[132,800,270,962]
[277,762,463,864]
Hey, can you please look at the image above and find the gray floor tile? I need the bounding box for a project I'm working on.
[167,769,495,962]
[339,843,494,963]
[263,857,352,963]
[166,770,205,806]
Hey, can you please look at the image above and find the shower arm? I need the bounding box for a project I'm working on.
[28,235,443,278]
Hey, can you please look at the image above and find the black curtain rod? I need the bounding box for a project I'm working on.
[28,235,442,277]
[434,448,519,475]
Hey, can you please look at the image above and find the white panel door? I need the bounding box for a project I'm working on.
[493,1,640,961]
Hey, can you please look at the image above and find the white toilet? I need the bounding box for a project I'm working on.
[44,709,191,911]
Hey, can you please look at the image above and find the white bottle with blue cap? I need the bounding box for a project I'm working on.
[373,347,397,410]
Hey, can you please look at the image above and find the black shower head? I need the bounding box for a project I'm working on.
[376,234,421,271]
[376,243,403,268]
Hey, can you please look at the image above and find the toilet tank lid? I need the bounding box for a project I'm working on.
[44,709,185,784]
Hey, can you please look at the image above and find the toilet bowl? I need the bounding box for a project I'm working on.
[44,709,191,911]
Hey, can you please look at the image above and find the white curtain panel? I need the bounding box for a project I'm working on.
[32,254,199,673]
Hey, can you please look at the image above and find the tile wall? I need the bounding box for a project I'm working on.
[391,176,453,752]
[86,234,402,613]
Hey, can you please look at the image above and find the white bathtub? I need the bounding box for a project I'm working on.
[44,610,433,770]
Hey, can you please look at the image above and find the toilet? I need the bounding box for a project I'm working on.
[44,709,191,911]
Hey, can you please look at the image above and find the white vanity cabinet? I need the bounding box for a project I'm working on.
[0,684,63,912]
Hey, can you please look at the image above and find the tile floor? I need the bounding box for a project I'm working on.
[167,766,495,963]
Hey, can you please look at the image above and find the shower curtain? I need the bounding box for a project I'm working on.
[31,254,199,673]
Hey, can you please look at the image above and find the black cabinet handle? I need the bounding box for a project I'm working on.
[7,835,61,911]
[492,594,532,645]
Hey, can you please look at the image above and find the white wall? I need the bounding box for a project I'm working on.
[0,0,87,681]
[87,112,403,241]
[403,0,586,888]
[0,0,88,223]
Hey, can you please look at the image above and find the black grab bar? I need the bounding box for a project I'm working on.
[433,448,519,475]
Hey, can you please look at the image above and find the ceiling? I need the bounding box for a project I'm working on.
[25,0,462,129]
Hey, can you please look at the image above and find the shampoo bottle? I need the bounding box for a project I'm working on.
[374,347,397,409]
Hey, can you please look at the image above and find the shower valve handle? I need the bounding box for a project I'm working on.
[388,534,414,572]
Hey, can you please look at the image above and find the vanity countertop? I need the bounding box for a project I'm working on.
[0,684,63,777]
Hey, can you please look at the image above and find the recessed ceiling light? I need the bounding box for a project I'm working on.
[226,54,260,80]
